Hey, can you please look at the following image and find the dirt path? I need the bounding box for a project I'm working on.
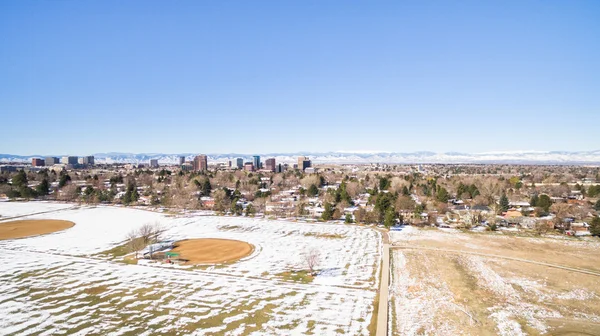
[376,243,390,336]
[370,228,390,336]
[391,245,600,277]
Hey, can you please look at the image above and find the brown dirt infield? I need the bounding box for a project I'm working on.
[0,219,75,240]
[170,238,254,265]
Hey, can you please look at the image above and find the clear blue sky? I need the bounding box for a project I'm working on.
[1,1,599,155]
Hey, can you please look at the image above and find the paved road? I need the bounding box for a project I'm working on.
[391,245,600,277]
[376,228,390,336]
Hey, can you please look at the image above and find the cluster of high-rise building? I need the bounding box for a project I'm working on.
[172,154,312,173]
[26,153,312,173]
[191,155,310,173]
[30,155,95,167]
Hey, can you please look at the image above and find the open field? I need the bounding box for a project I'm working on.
[390,227,600,274]
[0,202,381,335]
[171,238,254,265]
[0,202,74,220]
[0,219,74,240]
[389,226,600,335]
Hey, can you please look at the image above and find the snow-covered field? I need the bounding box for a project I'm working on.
[0,201,74,219]
[0,203,381,335]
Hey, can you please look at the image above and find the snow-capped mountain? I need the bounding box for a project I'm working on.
[1,150,600,165]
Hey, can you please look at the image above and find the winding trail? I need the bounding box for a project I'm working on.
[391,245,600,277]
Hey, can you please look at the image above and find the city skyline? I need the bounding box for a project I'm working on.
[3,149,600,166]
[1,1,599,154]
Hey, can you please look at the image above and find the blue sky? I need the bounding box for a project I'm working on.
[1,1,599,155]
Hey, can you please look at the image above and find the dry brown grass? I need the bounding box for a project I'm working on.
[171,238,253,265]
[391,232,600,336]
[403,231,600,273]
[392,250,600,335]
[0,219,74,240]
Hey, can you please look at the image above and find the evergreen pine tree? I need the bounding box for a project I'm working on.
[36,178,50,196]
[308,184,319,197]
[12,170,27,188]
[538,194,552,212]
[384,208,396,227]
[58,174,71,188]
[435,187,449,203]
[530,194,539,207]
[201,179,211,196]
[321,202,334,221]
[590,217,600,237]
[499,194,509,212]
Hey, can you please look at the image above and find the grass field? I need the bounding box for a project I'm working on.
[389,227,600,336]
[0,219,74,240]
[170,238,254,264]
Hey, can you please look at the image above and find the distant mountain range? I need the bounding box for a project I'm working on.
[2,151,600,165]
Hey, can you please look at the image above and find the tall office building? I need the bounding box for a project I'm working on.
[84,156,95,165]
[150,159,159,168]
[45,157,60,166]
[62,156,78,165]
[193,155,208,171]
[298,156,311,171]
[236,158,243,169]
[265,158,276,172]
[179,156,186,165]
[244,162,254,172]
[31,158,45,167]
[79,156,94,165]
[252,156,261,170]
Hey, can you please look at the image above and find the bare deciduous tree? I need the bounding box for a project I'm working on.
[252,198,266,215]
[533,220,551,236]
[390,177,409,194]
[213,189,231,213]
[300,175,321,189]
[345,181,361,199]
[395,195,416,211]
[271,175,284,188]
[304,248,320,275]
[295,201,308,217]
[126,229,144,259]
[551,203,572,233]
[58,184,80,202]
[136,222,165,259]
[138,222,165,246]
